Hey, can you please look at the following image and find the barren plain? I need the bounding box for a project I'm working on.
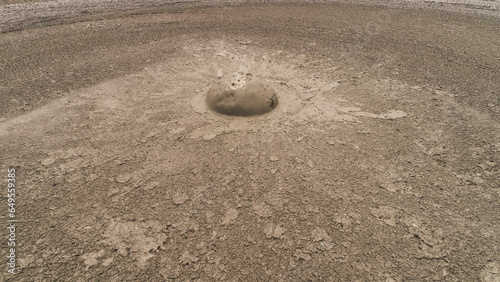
[0,0,499,280]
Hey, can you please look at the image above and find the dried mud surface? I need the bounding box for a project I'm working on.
[1,1,499,281]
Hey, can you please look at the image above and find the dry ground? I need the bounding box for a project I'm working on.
[1,0,499,281]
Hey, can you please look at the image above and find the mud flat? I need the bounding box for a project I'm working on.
[0,0,499,281]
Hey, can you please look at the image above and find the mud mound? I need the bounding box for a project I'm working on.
[206,73,278,116]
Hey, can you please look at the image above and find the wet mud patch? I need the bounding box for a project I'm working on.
[0,39,411,143]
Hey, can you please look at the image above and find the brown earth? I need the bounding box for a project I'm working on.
[0,1,499,281]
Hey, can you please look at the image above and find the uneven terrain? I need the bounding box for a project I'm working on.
[1,0,499,281]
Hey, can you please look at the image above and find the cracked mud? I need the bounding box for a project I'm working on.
[0,0,499,281]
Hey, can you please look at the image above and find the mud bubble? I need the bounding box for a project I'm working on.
[205,72,279,116]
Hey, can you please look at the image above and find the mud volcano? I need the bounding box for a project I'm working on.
[206,73,278,116]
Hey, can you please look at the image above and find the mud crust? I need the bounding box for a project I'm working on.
[0,1,499,281]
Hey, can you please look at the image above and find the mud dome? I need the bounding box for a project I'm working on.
[206,73,279,116]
